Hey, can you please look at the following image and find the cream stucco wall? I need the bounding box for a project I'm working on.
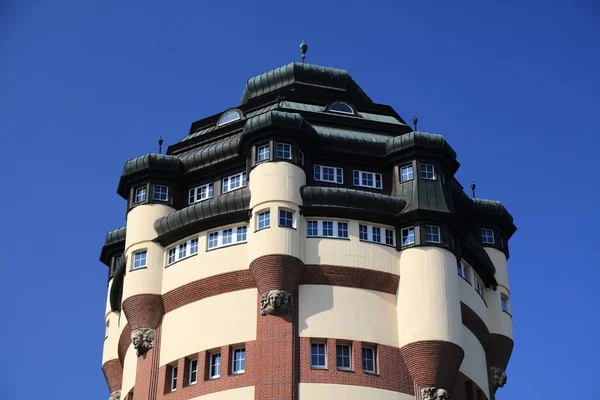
[249,161,305,208]
[189,386,255,400]
[299,285,399,347]
[485,289,513,338]
[162,226,249,294]
[102,311,121,365]
[160,289,258,366]
[303,220,399,275]
[125,204,174,249]
[460,327,490,399]
[485,248,510,292]
[298,383,414,400]
[105,279,113,316]
[121,345,137,397]
[397,247,462,348]
[458,277,489,328]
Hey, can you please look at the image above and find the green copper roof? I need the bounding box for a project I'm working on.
[240,62,372,105]
[121,153,184,177]
[386,131,457,160]
[104,226,126,246]
[472,198,514,224]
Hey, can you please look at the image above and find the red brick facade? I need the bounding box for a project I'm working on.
[102,359,123,393]
[122,294,165,331]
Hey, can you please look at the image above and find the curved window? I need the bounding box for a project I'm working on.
[217,110,242,127]
[329,102,354,115]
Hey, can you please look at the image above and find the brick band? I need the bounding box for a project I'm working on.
[102,359,123,392]
[301,264,399,294]
[122,294,165,331]
[249,254,305,294]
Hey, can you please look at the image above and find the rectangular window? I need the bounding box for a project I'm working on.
[222,172,247,193]
[279,209,294,228]
[208,232,219,249]
[257,210,270,230]
[170,366,178,392]
[420,163,435,179]
[501,295,509,312]
[178,242,187,259]
[481,228,495,244]
[385,229,394,246]
[425,225,441,243]
[401,227,415,246]
[372,226,381,243]
[134,186,147,203]
[400,164,414,182]
[189,183,214,204]
[314,164,343,184]
[458,261,471,283]
[153,185,168,201]
[132,251,147,270]
[337,222,349,238]
[359,224,368,241]
[189,359,198,385]
[209,353,221,379]
[362,347,376,373]
[322,221,334,237]
[298,150,305,166]
[307,221,318,237]
[310,343,326,368]
[166,238,199,266]
[236,226,247,242]
[257,144,270,162]
[190,238,198,255]
[474,276,484,296]
[336,344,352,370]
[222,228,233,245]
[276,143,292,159]
[167,248,176,265]
[232,348,246,374]
[353,170,383,189]
[306,220,349,239]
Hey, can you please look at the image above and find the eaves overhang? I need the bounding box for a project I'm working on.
[99,226,127,266]
[117,154,185,199]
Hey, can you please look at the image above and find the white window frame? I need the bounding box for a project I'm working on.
[481,228,495,245]
[306,220,349,239]
[276,142,292,159]
[336,343,352,371]
[222,172,247,193]
[353,170,383,189]
[362,346,376,373]
[217,110,241,127]
[425,225,441,243]
[298,150,305,166]
[132,250,147,270]
[166,238,198,266]
[458,260,471,283]
[189,183,214,204]
[400,164,414,182]
[134,186,147,203]
[314,164,343,184]
[474,275,484,296]
[207,226,248,250]
[278,209,294,228]
[170,365,178,392]
[359,223,395,246]
[501,294,509,313]
[401,227,415,247]
[232,347,246,374]
[329,101,354,114]
[209,352,221,379]
[152,184,168,201]
[257,143,270,163]
[257,210,270,230]
[310,342,327,369]
[420,163,436,180]
[189,358,198,385]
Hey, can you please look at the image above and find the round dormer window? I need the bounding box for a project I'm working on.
[328,102,355,115]
[217,109,243,127]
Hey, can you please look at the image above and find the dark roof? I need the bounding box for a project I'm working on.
[177,133,242,173]
[240,62,373,105]
[117,153,185,198]
[386,131,457,160]
[99,226,126,266]
[462,233,497,286]
[109,256,125,312]
[472,198,517,238]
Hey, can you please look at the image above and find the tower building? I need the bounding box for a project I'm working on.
[99,61,516,400]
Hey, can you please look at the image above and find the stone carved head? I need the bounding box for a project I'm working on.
[260,290,293,316]
[421,387,449,400]
[491,366,508,390]
[109,390,121,400]
[131,328,155,357]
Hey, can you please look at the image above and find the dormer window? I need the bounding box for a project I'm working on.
[216,109,242,127]
[328,102,355,115]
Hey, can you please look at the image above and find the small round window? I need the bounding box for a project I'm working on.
[217,110,242,127]
[329,102,354,115]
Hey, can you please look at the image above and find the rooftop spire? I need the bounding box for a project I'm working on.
[299,40,308,63]
[470,182,476,198]
[412,116,418,131]
[158,136,164,154]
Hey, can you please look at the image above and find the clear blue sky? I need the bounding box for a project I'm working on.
[1,1,598,398]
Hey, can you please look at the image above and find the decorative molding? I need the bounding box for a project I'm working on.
[260,289,293,316]
[108,390,121,400]
[490,366,507,391]
[421,387,449,400]
[131,328,155,357]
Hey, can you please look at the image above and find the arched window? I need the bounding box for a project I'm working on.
[328,102,355,115]
[217,110,242,127]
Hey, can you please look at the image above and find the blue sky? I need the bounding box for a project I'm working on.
[0,1,598,398]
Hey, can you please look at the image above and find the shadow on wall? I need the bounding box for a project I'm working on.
[298,284,334,334]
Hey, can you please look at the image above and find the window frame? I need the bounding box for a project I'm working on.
[207,225,248,250]
[166,237,199,266]
[359,223,395,247]
[501,294,509,313]
[209,352,221,379]
[314,164,343,184]
[134,186,147,204]
[222,172,247,193]
[217,110,242,127]
[425,225,441,243]
[256,143,270,163]
[352,170,383,189]
[336,343,352,371]
[310,342,327,369]
[298,150,305,166]
[169,365,178,392]
[152,184,168,201]
[420,163,436,180]
[257,210,271,231]
[131,250,147,270]
[474,275,484,296]
[362,346,376,374]
[188,358,198,385]
[329,101,355,115]
[278,209,294,228]
[306,220,349,239]
[401,226,415,247]
[276,142,292,160]
[232,347,246,375]
[481,228,495,245]
[458,261,472,283]
[400,164,414,182]
[189,183,214,204]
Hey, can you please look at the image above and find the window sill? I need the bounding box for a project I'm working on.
[307,236,350,241]
[129,266,148,272]
[232,370,245,375]
[400,243,415,249]
[425,240,442,244]
[337,367,353,373]
[254,226,271,233]
[165,252,198,268]
[189,197,213,205]
[279,225,297,230]
[363,370,378,375]
[310,366,328,370]
[502,309,513,318]
[206,241,247,252]
[459,275,472,286]
[208,376,220,380]
[359,239,395,248]
[353,184,383,190]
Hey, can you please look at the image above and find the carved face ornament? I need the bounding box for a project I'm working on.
[269,292,281,308]
[131,332,142,349]
[435,389,449,400]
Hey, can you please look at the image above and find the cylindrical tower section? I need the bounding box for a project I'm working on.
[397,246,464,399]
[102,280,123,399]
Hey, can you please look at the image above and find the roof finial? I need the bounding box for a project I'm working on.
[470,182,476,199]
[299,40,308,63]
[158,136,164,154]
[412,115,418,132]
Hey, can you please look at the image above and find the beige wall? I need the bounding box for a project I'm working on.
[121,345,137,396]
[458,277,489,328]
[249,162,305,208]
[460,327,489,399]
[396,247,462,348]
[162,226,249,294]
[125,204,174,250]
[304,220,399,275]
[485,248,510,292]
[485,289,513,339]
[298,285,398,347]
[298,383,414,399]
[102,311,121,365]
[160,289,258,366]
[189,386,255,400]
